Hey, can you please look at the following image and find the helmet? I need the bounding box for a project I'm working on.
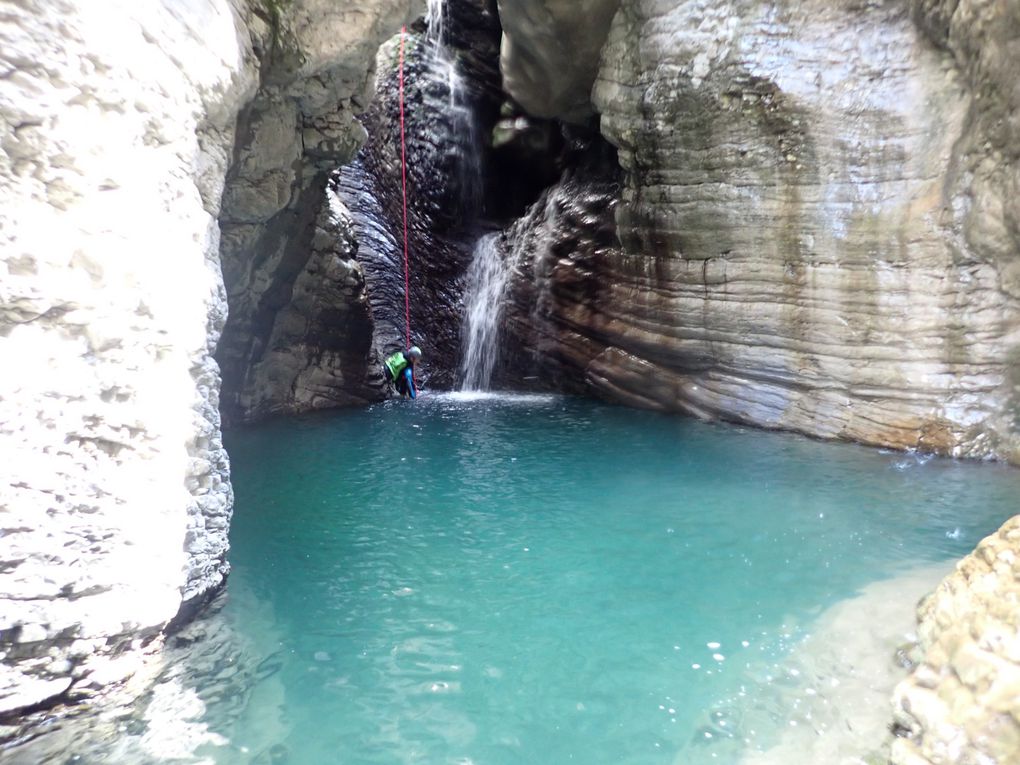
[407,346,422,361]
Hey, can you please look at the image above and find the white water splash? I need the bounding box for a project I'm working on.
[460,234,514,391]
[432,391,558,405]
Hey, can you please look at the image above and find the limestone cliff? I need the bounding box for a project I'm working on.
[0,0,418,725]
[891,515,1020,765]
[502,0,1020,462]
[496,1,1020,763]
[497,0,620,123]
[887,3,1020,761]
[215,0,423,423]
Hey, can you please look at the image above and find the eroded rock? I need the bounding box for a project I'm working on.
[891,516,1020,765]
[0,0,419,730]
[337,0,505,388]
[503,0,1020,461]
[216,0,424,423]
[497,0,621,123]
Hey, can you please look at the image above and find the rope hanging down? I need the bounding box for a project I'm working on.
[398,26,412,350]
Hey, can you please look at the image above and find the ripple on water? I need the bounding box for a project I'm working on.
[10,398,1018,764]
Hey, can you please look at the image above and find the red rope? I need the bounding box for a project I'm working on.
[398,26,412,351]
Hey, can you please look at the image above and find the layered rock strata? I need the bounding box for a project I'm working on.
[338,0,504,388]
[497,1,1020,763]
[886,3,1020,756]
[0,0,417,729]
[503,0,1020,462]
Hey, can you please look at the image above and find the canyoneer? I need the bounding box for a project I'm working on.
[383,346,422,399]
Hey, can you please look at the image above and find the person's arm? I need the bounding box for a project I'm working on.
[403,367,417,399]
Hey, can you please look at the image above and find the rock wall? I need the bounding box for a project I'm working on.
[497,0,620,123]
[503,0,1020,462]
[338,0,504,388]
[0,0,418,728]
[887,3,1020,761]
[497,1,1020,762]
[891,516,1020,765]
[215,0,423,423]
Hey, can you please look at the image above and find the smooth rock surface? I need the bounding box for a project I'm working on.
[497,0,621,123]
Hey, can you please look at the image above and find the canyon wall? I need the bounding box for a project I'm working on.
[888,2,1020,762]
[501,0,1020,462]
[0,0,418,728]
[496,0,620,123]
[215,0,423,423]
[497,1,1020,763]
[337,0,505,389]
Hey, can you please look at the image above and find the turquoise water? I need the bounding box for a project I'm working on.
[214,394,1018,764]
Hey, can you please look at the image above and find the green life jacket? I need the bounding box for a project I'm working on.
[384,351,409,382]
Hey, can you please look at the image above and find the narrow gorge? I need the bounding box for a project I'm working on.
[1,0,1018,763]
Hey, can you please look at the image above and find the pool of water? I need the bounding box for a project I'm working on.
[166,392,1018,765]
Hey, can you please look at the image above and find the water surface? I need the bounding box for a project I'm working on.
[211,394,1017,764]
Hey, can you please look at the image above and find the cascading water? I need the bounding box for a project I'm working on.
[425,0,445,47]
[460,233,513,390]
[424,0,482,218]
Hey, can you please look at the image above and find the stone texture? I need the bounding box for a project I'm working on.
[503,0,1020,462]
[496,2,1020,762]
[2,586,284,763]
[0,0,252,719]
[884,6,1020,761]
[0,0,418,725]
[497,0,621,123]
[222,178,387,421]
[891,516,1020,765]
[216,0,425,423]
[337,0,505,388]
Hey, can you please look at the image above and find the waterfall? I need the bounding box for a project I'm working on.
[423,0,481,219]
[460,234,513,391]
[425,0,445,47]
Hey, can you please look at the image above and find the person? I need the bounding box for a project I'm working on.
[383,346,422,399]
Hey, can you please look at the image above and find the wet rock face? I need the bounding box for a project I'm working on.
[216,0,424,423]
[338,0,504,389]
[502,165,624,394]
[891,515,1020,765]
[505,0,1020,461]
[0,0,418,728]
[497,0,621,123]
